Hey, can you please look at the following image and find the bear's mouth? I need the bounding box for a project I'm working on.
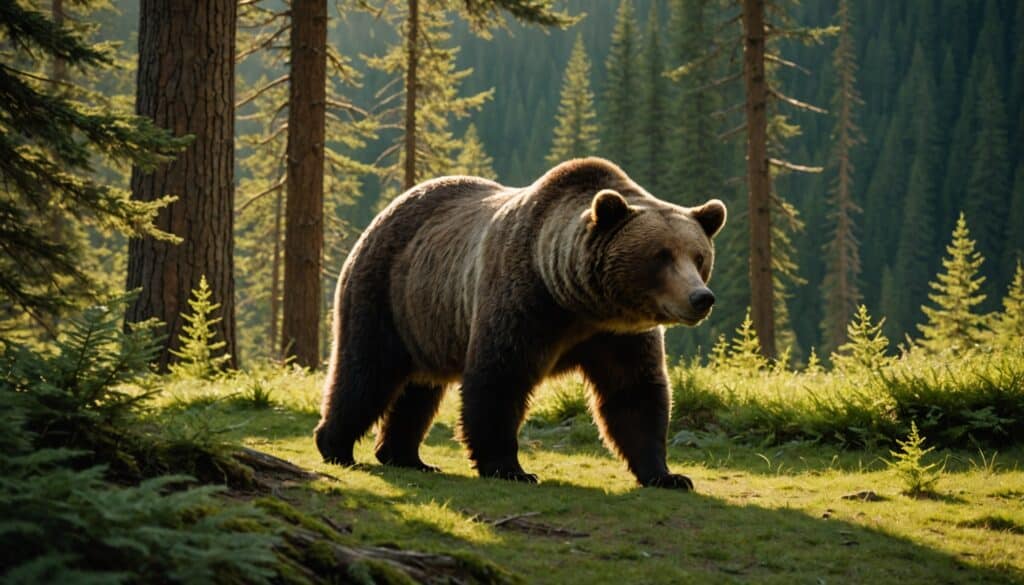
[657,304,711,327]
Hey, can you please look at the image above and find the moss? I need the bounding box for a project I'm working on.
[255,497,344,542]
[450,552,523,585]
[349,560,418,585]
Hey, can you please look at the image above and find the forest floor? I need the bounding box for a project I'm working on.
[153,370,1024,584]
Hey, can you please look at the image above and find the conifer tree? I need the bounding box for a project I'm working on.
[452,123,497,179]
[917,213,988,354]
[1001,162,1024,284]
[546,34,600,166]
[667,0,722,207]
[0,2,184,339]
[637,2,667,193]
[883,155,936,341]
[964,63,1011,293]
[368,4,493,198]
[127,0,239,370]
[820,0,864,354]
[989,261,1024,349]
[830,305,892,373]
[726,308,767,372]
[601,0,641,174]
[170,275,231,379]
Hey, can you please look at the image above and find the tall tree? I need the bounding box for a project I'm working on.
[820,0,864,354]
[0,1,183,339]
[741,0,775,358]
[667,0,722,206]
[964,62,1011,299]
[601,0,641,174]
[126,0,239,371]
[546,34,600,166]
[637,2,667,193]
[281,0,328,367]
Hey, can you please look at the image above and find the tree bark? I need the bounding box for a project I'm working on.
[127,0,238,371]
[403,0,419,190]
[742,0,776,359]
[270,186,283,359]
[281,0,327,367]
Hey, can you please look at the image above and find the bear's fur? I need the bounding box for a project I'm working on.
[314,158,726,489]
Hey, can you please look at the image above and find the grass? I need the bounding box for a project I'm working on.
[148,366,1024,584]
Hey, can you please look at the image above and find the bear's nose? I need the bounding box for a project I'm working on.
[689,288,715,313]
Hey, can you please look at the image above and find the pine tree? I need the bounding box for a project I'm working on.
[367,4,493,199]
[667,0,722,207]
[637,2,667,193]
[452,123,497,179]
[282,0,329,368]
[0,2,184,339]
[546,34,600,166]
[170,275,231,379]
[726,308,767,372]
[1001,162,1024,284]
[601,0,641,174]
[917,213,988,354]
[127,0,239,370]
[830,305,892,373]
[989,261,1024,350]
[964,63,1011,296]
[820,0,864,354]
[884,155,937,342]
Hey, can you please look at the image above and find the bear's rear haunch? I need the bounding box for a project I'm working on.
[315,158,726,490]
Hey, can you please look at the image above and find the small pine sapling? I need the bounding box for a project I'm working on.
[171,276,231,379]
[831,305,893,373]
[989,260,1024,351]
[888,421,942,497]
[727,308,767,372]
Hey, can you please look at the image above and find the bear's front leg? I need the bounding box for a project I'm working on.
[575,331,694,491]
[460,362,540,483]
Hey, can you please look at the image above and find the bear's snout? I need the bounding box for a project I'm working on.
[688,287,715,313]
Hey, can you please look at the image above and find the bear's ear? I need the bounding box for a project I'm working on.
[692,199,727,238]
[590,189,630,229]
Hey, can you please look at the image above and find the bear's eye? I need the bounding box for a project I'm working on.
[695,254,705,270]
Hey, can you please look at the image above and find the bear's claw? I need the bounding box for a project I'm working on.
[644,473,694,491]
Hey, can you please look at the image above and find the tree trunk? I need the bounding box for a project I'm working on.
[270,186,283,360]
[127,0,238,371]
[281,0,327,367]
[403,0,419,190]
[51,0,66,83]
[742,0,776,359]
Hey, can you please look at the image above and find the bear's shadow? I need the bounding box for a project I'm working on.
[306,464,1020,584]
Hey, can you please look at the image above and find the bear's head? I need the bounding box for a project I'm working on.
[586,189,726,331]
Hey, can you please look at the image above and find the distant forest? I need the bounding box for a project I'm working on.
[66,0,1024,362]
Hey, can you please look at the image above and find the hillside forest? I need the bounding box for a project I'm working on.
[3,0,1024,583]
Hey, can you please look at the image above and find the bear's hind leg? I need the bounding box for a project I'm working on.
[315,341,411,466]
[375,382,446,472]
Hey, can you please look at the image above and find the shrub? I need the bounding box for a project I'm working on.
[170,275,231,379]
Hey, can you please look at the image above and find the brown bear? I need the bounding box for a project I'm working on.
[314,157,725,490]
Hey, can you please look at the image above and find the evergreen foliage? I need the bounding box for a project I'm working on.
[830,305,893,373]
[725,309,767,372]
[636,2,667,193]
[820,0,864,354]
[452,123,497,179]
[546,34,599,165]
[888,421,941,498]
[0,1,186,332]
[170,276,231,379]
[601,0,641,174]
[917,214,988,354]
[989,261,1024,350]
[964,63,1011,293]
[367,3,493,197]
